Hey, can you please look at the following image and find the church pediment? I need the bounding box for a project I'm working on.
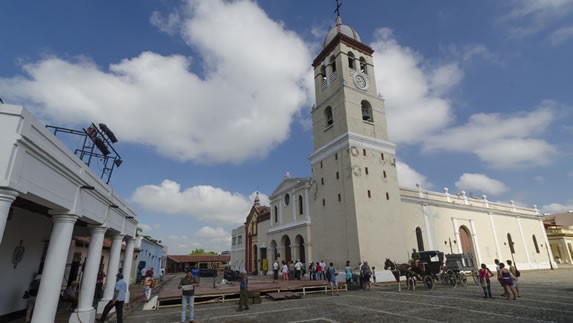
[270,177,311,198]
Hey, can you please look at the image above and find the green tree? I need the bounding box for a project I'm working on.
[189,248,217,255]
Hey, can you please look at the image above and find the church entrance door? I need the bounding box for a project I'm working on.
[459,225,476,267]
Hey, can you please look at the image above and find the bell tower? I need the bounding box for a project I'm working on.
[309,11,404,266]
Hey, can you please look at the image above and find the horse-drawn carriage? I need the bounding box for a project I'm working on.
[385,251,479,291]
[385,250,445,291]
[440,253,478,287]
[414,250,445,290]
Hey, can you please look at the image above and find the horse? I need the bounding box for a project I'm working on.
[384,258,417,292]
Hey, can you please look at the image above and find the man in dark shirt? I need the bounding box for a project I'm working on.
[237,271,249,311]
[178,269,199,323]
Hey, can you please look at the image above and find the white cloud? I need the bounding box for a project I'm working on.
[501,0,573,37]
[0,0,313,164]
[138,223,153,233]
[423,103,557,169]
[396,161,432,189]
[164,227,231,254]
[150,11,181,35]
[370,28,455,144]
[130,179,252,225]
[541,202,573,214]
[550,25,573,45]
[455,173,509,196]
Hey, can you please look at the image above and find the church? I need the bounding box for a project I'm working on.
[230,13,556,276]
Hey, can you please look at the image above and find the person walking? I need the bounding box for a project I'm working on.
[345,261,352,287]
[507,260,521,298]
[498,263,518,300]
[273,260,279,283]
[282,261,289,281]
[25,274,41,323]
[326,262,339,296]
[478,263,494,298]
[143,273,153,301]
[178,269,199,323]
[361,261,372,290]
[295,259,303,280]
[97,273,127,323]
[237,271,250,311]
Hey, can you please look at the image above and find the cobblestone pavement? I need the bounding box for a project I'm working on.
[125,268,573,323]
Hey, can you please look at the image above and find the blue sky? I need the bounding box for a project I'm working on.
[1,0,572,254]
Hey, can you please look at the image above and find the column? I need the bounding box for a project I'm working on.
[291,192,296,222]
[122,237,136,304]
[70,225,107,323]
[469,220,482,266]
[489,212,503,261]
[516,217,532,268]
[422,204,434,250]
[97,233,124,313]
[538,219,557,269]
[304,187,310,222]
[452,218,462,253]
[31,215,77,323]
[0,188,19,244]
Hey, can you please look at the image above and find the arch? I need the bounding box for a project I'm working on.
[347,51,355,69]
[295,235,306,263]
[325,106,333,127]
[359,57,367,74]
[415,227,425,251]
[298,195,303,215]
[281,235,292,262]
[274,206,278,223]
[459,225,476,267]
[361,100,373,122]
[330,55,337,74]
[320,65,327,80]
[532,234,540,253]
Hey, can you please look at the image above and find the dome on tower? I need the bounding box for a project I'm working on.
[323,16,361,48]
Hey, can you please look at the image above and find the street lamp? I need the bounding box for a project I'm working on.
[541,243,554,270]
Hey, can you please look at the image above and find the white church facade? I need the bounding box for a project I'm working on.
[232,15,555,276]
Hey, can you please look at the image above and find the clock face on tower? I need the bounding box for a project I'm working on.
[353,73,368,90]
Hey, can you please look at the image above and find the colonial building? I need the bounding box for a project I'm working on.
[544,211,573,265]
[232,14,555,276]
[0,104,138,323]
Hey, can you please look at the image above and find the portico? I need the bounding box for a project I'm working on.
[0,104,138,322]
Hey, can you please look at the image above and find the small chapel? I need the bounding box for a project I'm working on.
[230,11,555,277]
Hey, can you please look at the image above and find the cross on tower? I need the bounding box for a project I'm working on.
[334,0,342,17]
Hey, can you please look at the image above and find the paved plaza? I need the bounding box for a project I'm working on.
[123,268,573,323]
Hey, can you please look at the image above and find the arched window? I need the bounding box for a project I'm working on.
[507,233,515,254]
[533,235,540,253]
[361,100,373,122]
[274,206,278,223]
[330,55,337,74]
[359,57,367,74]
[348,51,355,69]
[320,65,327,80]
[325,106,333,127]
[416,227,424,251]
[298,195,303,215]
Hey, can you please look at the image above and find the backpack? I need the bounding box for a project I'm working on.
[515,269,520,277]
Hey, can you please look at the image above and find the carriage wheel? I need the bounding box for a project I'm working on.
[471,270,479,285]
[440,272,449,285]
[458,273,467,287]
[447,272,457,288]
[423,275,433,290]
